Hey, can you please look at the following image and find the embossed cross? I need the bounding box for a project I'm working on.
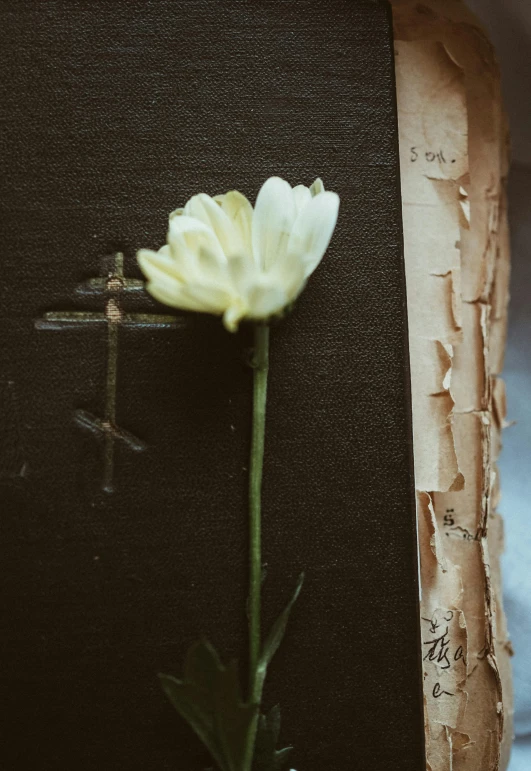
[36,253,185,493]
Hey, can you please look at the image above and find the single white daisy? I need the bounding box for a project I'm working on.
[138,176,339,331]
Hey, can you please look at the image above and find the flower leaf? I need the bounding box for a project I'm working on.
[252,706,293,771]
[158,673,228,771]
[184,639,224,690]
[255,573,304,695]
[159,640,258,771]
[214,659,259,771]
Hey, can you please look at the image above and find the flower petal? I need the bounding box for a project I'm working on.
[223,301,248,332]
[252,176,297,271]
[267,250,307,303]
[292,185,312,215]
[216,190,254,259]
[196,246,233,291]
[167,213,218,246]
[167,213,226,279]
[178,283,235,315]
[146,280,207,312]
[227,253,256,296]
[184,193,243,258]
[310,177,325,196]
[246,278,288,319]
[137,248,185,284]
[139,250,213,312]
[287,191,339,278]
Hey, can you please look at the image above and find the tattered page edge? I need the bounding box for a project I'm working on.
[391,2,513,769]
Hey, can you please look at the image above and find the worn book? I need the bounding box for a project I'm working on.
[1,0,513,769]
[0,1,425,770]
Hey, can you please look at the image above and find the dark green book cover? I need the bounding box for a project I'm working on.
[0,1,424,768]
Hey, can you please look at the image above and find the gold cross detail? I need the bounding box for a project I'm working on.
[35,253,186,492]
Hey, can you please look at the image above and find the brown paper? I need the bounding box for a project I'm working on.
[392,2,513,769]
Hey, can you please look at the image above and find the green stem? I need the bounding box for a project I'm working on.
[248,323,269,703]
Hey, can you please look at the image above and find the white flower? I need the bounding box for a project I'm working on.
[137,176,339,331]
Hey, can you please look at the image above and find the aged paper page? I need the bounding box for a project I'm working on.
[392,2,513,769]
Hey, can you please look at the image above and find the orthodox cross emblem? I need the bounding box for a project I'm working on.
[35,252,185,493]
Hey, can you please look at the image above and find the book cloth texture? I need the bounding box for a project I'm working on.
[0,1,425,770]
